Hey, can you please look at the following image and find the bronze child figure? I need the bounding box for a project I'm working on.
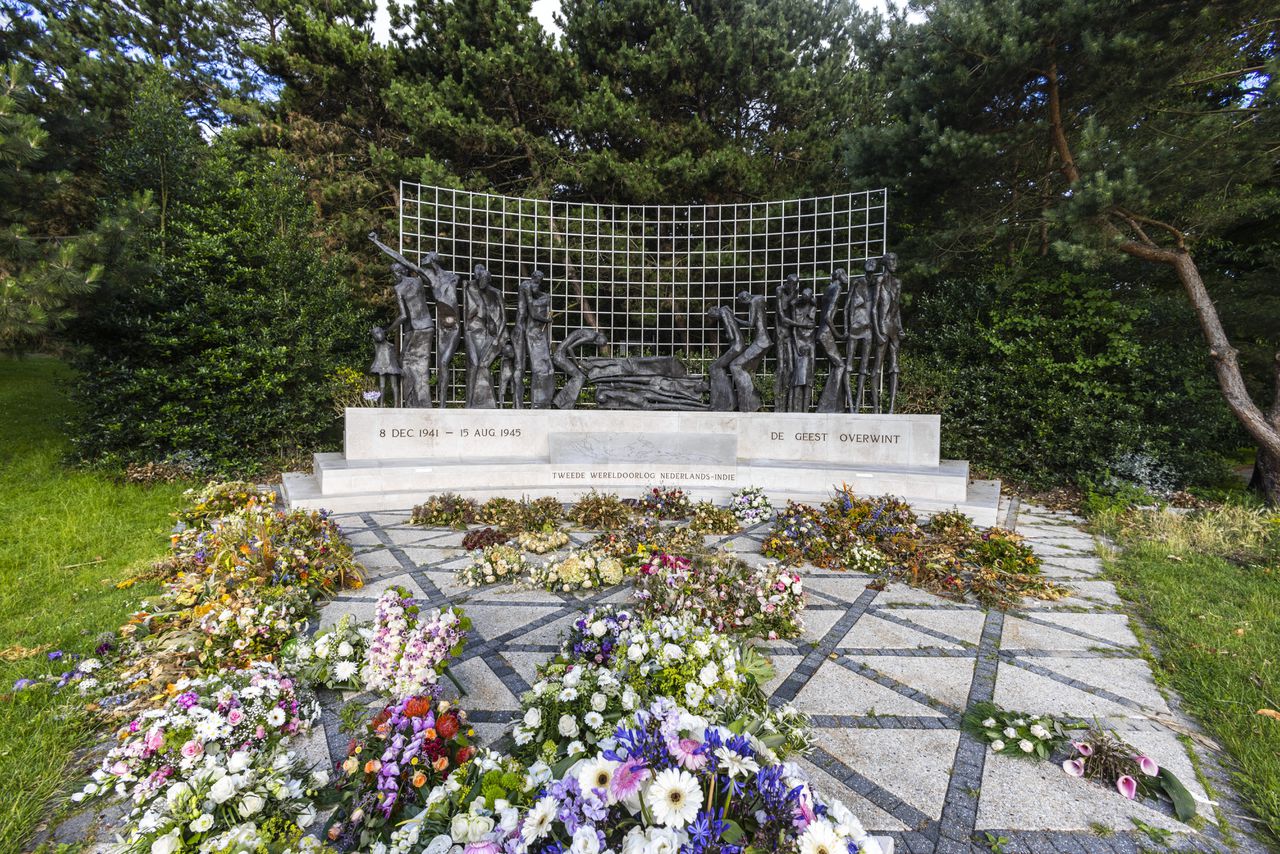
[368,325,402,407]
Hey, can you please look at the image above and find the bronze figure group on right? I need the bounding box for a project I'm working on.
[708,253,903,415]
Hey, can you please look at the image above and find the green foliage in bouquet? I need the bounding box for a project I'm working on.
[567,490,635,530]
[411,493,479,529]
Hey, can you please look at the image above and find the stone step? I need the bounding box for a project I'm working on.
[282,469,1001,526]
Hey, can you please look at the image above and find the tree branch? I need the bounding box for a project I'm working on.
[1046,60,1080,184]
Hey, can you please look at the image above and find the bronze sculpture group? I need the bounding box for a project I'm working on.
[367,232,904,414]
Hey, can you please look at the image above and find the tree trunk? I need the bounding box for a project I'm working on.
[1115,238,1280,504]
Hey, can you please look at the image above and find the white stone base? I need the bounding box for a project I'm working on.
[283,409,999,525]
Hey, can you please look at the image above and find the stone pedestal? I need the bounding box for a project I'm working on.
[282,409,999,524]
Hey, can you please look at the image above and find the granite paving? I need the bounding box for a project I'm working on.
[309,497,1267,854]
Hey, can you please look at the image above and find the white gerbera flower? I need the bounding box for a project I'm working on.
[576,757,616,800]
[645,767,701,828]
[584,711,604,729]
[522,796,557,844]
[266,708,287,727]
[797,820,844,854]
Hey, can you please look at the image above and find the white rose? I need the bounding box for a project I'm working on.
[208,775,237,804]
[590,692,608,712]
[237,792,265,817]
[1030,724,1049,739]
[1018,739,1034,753]
[982,718,996,728]
[150,830,182,854]
[558,714,580,738]
[297,804,317,828]
[627,644,645,662]
[591,621,608,638]
[990,739,1005,752]
[698,662,718,687]
[1002,727,1017,739]
[524,707,542,728]
[227,751,251,774]
[337,641,354,658]
[188,813,214,833]
[570,826,601,854]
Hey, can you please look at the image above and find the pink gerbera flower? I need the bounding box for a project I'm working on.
[610,757,650,801]
[669,737,707,771]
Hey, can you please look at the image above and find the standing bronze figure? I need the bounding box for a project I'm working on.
[729,291,770,413]
[870,253,903,414]
[368,325,402,407]
[387,259,436,408]
[553,328,607,409]
[773,275,798,411]
[369,232,459,408]
[522,270,556,408]
[789,288,817,412]
[462,264,508,409]
[815,271,847,413]
[847,257,877,412]
[707,305,745,411]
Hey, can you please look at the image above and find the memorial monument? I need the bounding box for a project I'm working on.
[282,185,997,522]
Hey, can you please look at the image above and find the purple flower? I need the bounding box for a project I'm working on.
[12,678,35,691]
[1062,758,1085,777]
[1116,775,1138,799]
[1071,741,1094,757]
[47,650,63,661]
[1135,755,1159,777]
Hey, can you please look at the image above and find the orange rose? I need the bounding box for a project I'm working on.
[432,756,449,772]
[364,759,382,774]
[412,771,427,787]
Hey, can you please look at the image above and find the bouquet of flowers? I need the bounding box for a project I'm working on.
[76,664,319,809]
[461,527,511,552]
[175,481,277,530]
[379,748,541,854]
[478,496,564,532]
[633,552,806,640]
[115,748,328,854]
[410,493,479,529]
[688,501,741,535]
[530,547,628,592]
[763,501,832,565]
[164,506,363,601]
[1061,728,1196,820]
[466,698,882,854]
[363,588,469,699]
[323,696,478,851]
[195,586,313,672]
[730,485,773,526]
[639,486,693,520]
[830,539,890,574]
[282,613,370,690]
[587,521,705,562]
[458,544,528,587]
[963,703,1064,760]
[514,611,771,761]
[568,490,634,530]
[516,528,570,554]
[561,606,635,667]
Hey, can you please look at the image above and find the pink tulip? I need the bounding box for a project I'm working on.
[1135,755,1159,777]
[1116,775,1138,799]
[1062,759,1085,777]
[1072,741,1094,757]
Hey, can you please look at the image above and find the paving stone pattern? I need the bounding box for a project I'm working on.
[317,500,1264,854]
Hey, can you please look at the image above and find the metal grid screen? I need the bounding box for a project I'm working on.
[399,182,888,405]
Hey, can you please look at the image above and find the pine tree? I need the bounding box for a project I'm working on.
[556,0,866,203]
[847,0,1280,501]
[385,0,571,195]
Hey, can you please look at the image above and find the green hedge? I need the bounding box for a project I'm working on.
[899,266,1240,490]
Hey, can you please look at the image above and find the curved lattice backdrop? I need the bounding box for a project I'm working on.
[398,182,889,405]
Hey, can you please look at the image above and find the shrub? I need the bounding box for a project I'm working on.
[70,136,368,475]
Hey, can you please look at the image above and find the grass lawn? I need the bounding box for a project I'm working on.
[0,358,191,851]
[1095,505,1280,847]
